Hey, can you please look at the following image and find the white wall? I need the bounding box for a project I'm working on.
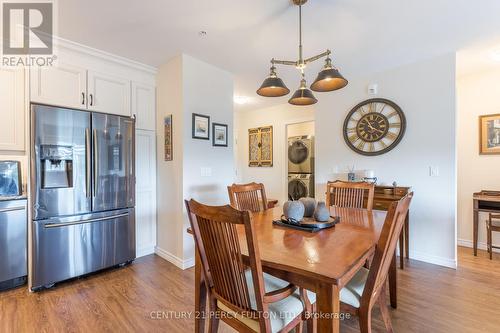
[181,55,235,261]
[457,68,500,252]
[156,54,234,268]
[156,55,185,263]
[287,121,315,138]
[235,104,314,202]
[315,53,457,268]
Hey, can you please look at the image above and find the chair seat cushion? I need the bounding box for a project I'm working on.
[340,267,370,308]
[217,270,316,333]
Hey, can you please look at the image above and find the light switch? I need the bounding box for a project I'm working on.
[200,167,212,177]
[429,166,439,177]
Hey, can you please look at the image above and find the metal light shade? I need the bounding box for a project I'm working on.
[310,58,348,92]
[288,79,317,106]
[257,65,290,97]
[256,76,290,97]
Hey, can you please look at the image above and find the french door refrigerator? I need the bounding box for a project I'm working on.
[30,104,135,290]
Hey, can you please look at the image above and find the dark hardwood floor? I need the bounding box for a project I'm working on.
[1,247,500,333]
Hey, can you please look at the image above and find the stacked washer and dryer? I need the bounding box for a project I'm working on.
[287,135,315,200]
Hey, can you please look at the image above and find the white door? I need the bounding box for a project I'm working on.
[30,63,87,109]
[132,82,156,131]
[87,70,131,116]
[135,130,157,257]
[0,67,25,151]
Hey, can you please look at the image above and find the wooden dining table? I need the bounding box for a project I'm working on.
[190,206,397,333]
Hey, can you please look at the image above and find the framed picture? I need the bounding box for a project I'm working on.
[164,115,173,161]
[480,114,500,155]
[248,126,273,167]
[192,113,210,140]
[212,123,228,147]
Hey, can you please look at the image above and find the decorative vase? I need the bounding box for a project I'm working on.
[283,200,305,222]
[314,201,330,222]
[348,172,356,182]
[299,197,316,217]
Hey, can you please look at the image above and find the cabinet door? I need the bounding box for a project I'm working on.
[30,63,87,109]
[131,82,156,130]
[87,70,131,116]
[135,130,156,257]
[0,67,25,151]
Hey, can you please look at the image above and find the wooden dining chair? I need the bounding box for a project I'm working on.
[339,192,413,333]
[185,199,315,333]
[228,182,269,212]
[326,180,375,211]
[487,213,500,260]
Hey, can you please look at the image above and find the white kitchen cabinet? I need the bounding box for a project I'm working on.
[88,70,131,116]
[135,129,157,257]
[30,63,87,109]
[0,67,25,151]
[132,82,156,130]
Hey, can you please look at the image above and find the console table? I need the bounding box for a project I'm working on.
[372,185,411,269]
[473,191,500,256]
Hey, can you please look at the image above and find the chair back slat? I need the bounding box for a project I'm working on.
[228,182,268,212]
[326,180,375,211]
[361,192,413,308]
[186,200,255,312]
[185,199,271,331]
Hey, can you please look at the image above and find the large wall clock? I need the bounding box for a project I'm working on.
[343,98,406,156]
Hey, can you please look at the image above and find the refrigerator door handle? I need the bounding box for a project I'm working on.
[44,212,129,228]
[0,206,25,213]
[85,128,91,198]
[93,128,98,197]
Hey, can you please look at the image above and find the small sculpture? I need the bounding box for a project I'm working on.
[299,197,316,217]
[283,200,305,222]
[314,201,330,222]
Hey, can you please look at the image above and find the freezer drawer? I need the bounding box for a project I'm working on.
[31,208,135,290]
[0,199,27,289]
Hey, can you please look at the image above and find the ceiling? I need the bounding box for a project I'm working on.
[57,0,500,111]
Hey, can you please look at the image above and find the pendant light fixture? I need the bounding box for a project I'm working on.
[256,0,347,105]
[288,75,317,105]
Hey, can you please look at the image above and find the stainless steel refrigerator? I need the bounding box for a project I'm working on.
[30,104,136,290]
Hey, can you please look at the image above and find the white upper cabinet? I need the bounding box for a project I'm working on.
[0,67,25,151]
[87,70,131,116]
[132,82,156,130]
[30,63,87,109]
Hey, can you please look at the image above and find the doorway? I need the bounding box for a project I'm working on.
[286,121,315,200]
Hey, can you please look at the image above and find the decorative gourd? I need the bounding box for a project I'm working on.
[283,200,305,222]
[314,201,330,222]
[299,197,316,217]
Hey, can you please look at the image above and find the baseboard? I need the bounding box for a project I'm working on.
[458,239,500,253]
[154,246,194,270]
[409,250,457,269]
[136,245,156,258]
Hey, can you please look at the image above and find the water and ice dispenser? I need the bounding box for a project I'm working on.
[40,145,74,189]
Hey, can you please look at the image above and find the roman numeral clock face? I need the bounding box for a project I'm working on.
[343,98,406,156]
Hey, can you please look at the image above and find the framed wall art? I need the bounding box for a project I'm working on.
[192,113,210,140]
[164,115,173,161]
[212,123,228,147]
[480,113,500,155]
[248,126,273,167]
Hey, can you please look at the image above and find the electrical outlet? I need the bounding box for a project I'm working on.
[429,166,439,177]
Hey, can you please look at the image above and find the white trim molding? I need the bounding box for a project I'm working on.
[155,246,195,270]
[409,250,457,269]
[458,239,500,254]
[54,37,158,74]
[136,245,156,258]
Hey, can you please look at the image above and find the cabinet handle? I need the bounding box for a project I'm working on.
[81,92,85,105]
[90,94,93,106]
